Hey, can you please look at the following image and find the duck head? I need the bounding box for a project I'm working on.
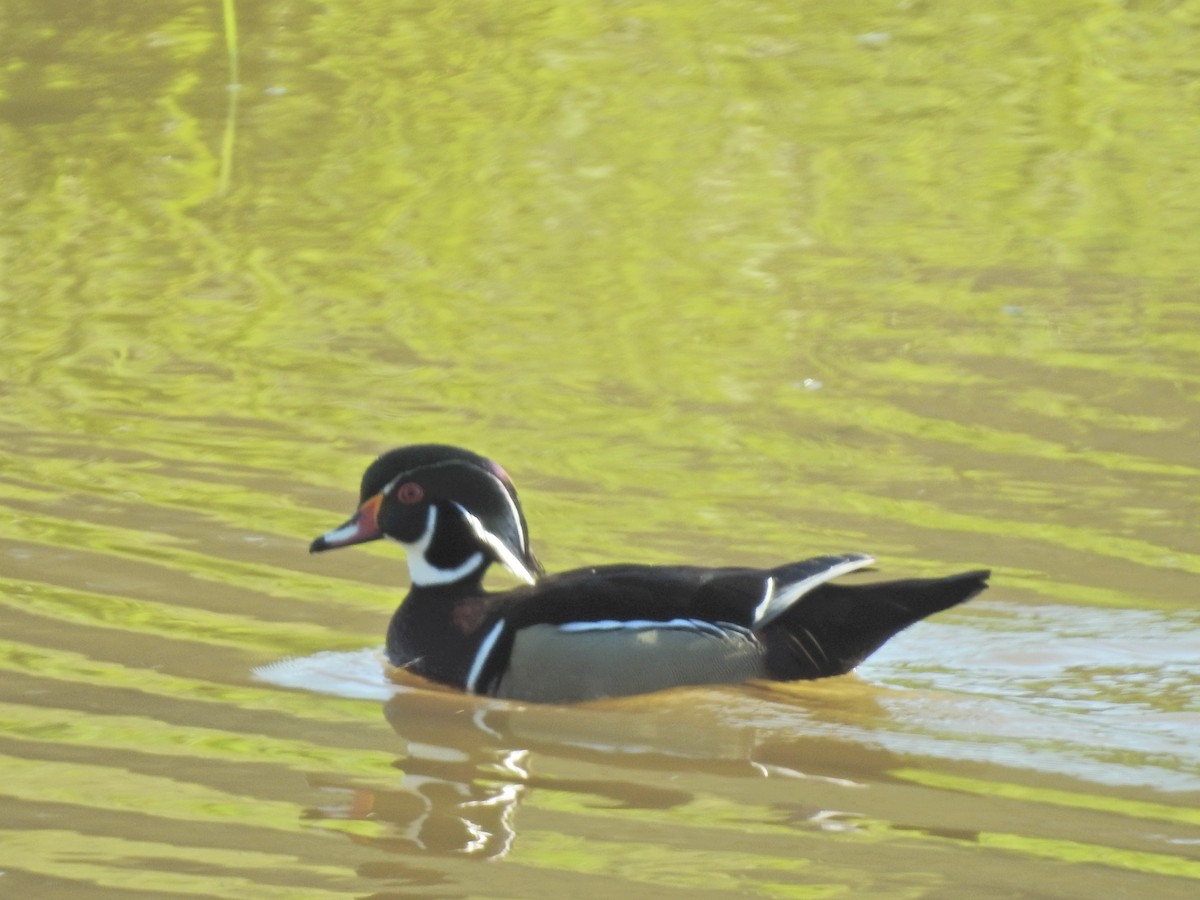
[310,444,542,588]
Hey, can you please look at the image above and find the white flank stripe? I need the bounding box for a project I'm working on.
[466,620,506,694]
[557,618,751,638]
[402,506,485,586]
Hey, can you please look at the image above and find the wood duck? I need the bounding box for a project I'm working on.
[310,444,989,703]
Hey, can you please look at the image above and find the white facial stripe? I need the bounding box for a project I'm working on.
[401,505,486,587]
[452,502,537,585]
[491,477,526,554]
[557,618,752,639]
[378,462,532,583]
[754,555,876,626]
[395,461,527,553]
[466,620,505,694]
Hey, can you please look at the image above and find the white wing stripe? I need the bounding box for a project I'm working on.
[753,555,876,626]
[752,576,776,624]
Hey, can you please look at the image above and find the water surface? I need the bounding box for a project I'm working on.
[1,1,1197,897]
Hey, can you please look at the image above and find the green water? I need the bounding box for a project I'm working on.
[0,1,1197,897]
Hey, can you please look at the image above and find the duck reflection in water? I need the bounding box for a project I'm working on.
[295,677,896,861]
[302,687,704,860]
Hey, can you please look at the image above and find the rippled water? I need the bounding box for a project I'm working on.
[259,591,1200,798]
[2,1,1198,897]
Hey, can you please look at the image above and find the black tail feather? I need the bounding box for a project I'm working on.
[762,569,990,680]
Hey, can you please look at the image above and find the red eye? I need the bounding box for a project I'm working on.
[396,482,424,504]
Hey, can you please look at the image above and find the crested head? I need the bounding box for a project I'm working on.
[358,445,500,502]
[311,443,542,588]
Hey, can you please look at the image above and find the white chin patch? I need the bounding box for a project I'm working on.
[401,506,485,587]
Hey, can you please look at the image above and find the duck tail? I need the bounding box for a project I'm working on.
[761,569,990,680]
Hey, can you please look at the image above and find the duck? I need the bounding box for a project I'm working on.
[310,444,989,703]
